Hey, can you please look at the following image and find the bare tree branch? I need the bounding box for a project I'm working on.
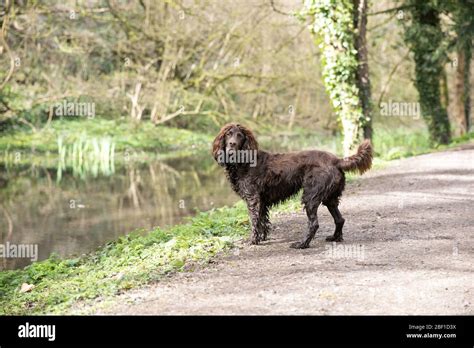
[0,0,15,91]
[269,0,292,16]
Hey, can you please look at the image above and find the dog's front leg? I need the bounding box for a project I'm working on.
[260,204,270,241]
[246,198,262,245]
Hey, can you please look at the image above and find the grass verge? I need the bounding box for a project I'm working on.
[0,202,251,315]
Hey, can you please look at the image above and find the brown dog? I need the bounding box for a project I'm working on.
[212,123,373,248]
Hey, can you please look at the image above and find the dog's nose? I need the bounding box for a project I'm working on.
[229,141,236,147]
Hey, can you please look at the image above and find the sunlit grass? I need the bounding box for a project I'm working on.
[373,126,431,160]
[374,126,474,160]
[0,118,212,155]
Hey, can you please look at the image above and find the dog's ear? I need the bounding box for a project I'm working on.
[212,124,232,165]
[238,124,259,151]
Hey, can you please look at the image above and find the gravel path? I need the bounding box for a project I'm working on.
[97,145,474,315]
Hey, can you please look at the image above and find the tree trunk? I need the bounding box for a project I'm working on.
[354,0,373,141]
[455,40,472,134]
[454,47,467,135]
[465,43,472,132]
[440,67,449,110]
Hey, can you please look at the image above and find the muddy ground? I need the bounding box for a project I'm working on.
[96,145,474,315]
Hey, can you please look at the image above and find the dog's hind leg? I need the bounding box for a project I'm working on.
[290,198,320,249]
[325,202,345,242]
[291,169,331,249]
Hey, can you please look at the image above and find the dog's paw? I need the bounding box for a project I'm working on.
[290,241,308,249]
[249,237,261,245]
[326,235,344,242]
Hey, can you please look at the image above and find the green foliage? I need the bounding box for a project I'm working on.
[300,0,365,154]
[403,0,451,144]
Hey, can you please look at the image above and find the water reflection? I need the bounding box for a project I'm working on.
[56,135,116,181]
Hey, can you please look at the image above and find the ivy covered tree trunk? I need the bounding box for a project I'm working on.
[404,0,451,145]
[302,0,370,156]
[354,0,373,141]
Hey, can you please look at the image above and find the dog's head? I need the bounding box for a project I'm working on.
[212,123,258,166]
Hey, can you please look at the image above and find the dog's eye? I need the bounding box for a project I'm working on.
[236,133,243,138]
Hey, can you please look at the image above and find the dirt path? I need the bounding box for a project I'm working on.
[98,145,474,315]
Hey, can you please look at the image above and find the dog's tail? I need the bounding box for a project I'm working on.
[337,139,373,175]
